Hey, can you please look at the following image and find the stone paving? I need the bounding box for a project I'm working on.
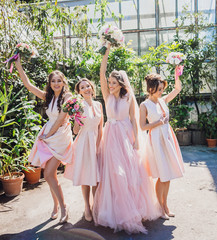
[0,146,217,240]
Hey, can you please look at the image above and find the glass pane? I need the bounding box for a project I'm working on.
[200,63,216,93]
[198,0,215,23]
[159,0,176,28]
[140,31,156,55]
[104,1,120,29]
[139,0,155,29]
[177,29,194,40]
[159,30,176,44]
[178,0,194,25]
[121,0,138,30]
[199,27,216,43]
[124,32,138,53]
[87,4,100,34]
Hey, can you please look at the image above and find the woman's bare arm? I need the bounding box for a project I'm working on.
[100,44,111,101]
[15,56,45,100]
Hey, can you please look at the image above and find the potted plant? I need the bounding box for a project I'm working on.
[0,148,27,197]
[199,111,217,148]
[170,104,193,146]
[23,159,41,185]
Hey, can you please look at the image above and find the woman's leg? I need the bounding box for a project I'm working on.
[44,157,67,219]
[163,181,175,217]
[156,178,169,219]
[92,184,98,198]
[81,185,92,221]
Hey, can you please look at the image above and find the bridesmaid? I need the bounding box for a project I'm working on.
[140,66,184,220]
[15,57,73,223]
[64,78,103,222]
[93,44,161,234]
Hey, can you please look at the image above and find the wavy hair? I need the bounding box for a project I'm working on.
[109,70,128,98]
[44,70,69,112]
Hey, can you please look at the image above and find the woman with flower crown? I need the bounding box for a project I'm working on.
[92,43,161,234]
[15,56,73,224]
[64,78,103,222]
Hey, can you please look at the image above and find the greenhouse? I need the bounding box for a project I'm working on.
[0,1,217,240]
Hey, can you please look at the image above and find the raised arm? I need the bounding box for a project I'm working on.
[140,103,165,131]
[100,44,111,101]
[163,65,182,104]
[39,93,72,139]
[15,56,45,100]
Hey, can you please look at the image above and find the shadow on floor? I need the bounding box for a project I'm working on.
[0,216,176,240]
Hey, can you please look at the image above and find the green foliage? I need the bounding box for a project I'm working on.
[169,104,193,130]
[199,111,217,139]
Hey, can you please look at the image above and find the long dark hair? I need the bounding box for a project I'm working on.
[110,70,128,98]
[44,70,69,112]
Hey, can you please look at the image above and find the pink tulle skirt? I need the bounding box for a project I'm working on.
[93,119,161,234]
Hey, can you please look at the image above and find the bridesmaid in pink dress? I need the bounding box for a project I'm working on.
[140,66,184,220]
[64,78,103,222]
[93,44,161,234]
[15,57,73,223]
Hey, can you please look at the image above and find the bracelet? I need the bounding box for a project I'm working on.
[159,119,164,125]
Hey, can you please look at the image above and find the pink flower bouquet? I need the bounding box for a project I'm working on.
[166,52,186,80]
[4,43,38,73]
[62,95,85,126]
[166,52,186,65]
[98,24,125,55]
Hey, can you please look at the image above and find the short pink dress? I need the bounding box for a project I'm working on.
[93,94,161,234]
[142,98,184,182]
[29,97,73,168]
[64,100,102,186]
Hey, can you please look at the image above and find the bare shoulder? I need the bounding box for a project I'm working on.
[140,100,147,109]
[65,92,73,99]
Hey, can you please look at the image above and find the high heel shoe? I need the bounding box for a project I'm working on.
[50,207,59,220]
[59,205,69,224]
[84,209,93,222]
[160,213,169,220]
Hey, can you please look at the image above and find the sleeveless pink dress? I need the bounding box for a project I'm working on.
[93,94,161,234]
[64,100,101,186]
[28,97,73,168]
[143,98,184,182]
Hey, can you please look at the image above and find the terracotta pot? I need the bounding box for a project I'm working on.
[206,139,217,148]
[0,172,24,197]
[24,167,41,184]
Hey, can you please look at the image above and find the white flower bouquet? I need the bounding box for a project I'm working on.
[98,24,125,55]
[166,52,186,80]
[166,52,186,65]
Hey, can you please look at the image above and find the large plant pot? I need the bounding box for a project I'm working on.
[206,139,217,148]
[24,167,41,184]
[0,172,24,197]
[192,131,206,145]
[176,129,192,146]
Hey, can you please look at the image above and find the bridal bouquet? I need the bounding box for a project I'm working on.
[62,95,85,126]
[166,52,186,80]
[4,43,38,73]
[98,25,125,55]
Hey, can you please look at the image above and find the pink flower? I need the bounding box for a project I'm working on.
[16,43,22,48]
[105,27,110,34]
[74,104,79,111]
[72,98,76,103]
